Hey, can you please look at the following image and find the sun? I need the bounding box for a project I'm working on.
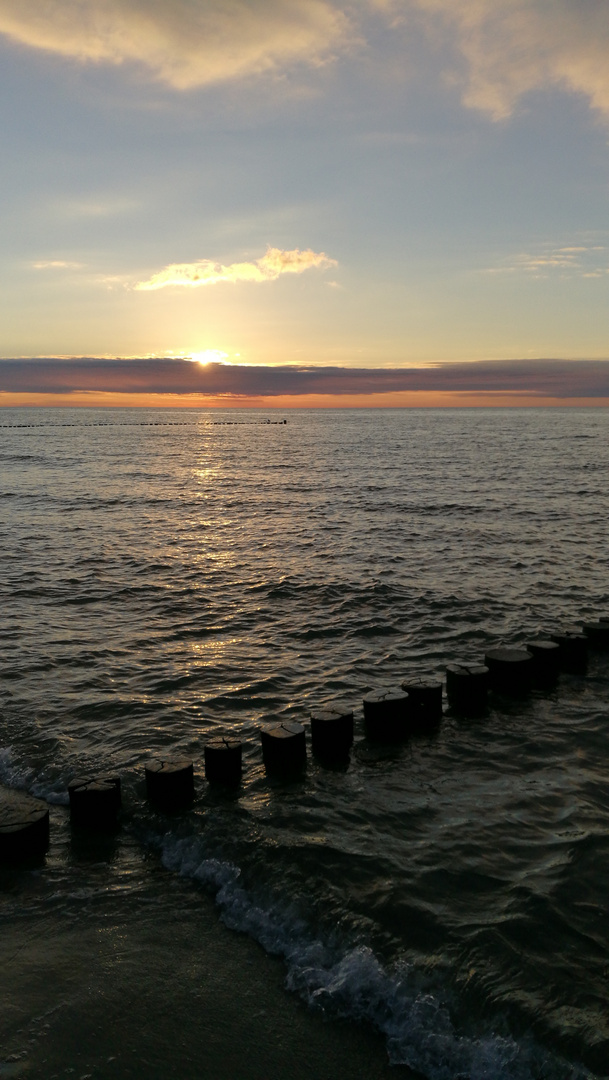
[188,349,230,365]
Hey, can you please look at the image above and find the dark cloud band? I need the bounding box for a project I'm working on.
[1,358,608,398]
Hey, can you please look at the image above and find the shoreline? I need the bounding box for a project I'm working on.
[0,815,414,1080]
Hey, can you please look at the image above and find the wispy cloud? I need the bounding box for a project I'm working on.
[135,247,337,291]
[0,0,352,89]
[55,197,139,219]
[486,241,609,278]
[1,357,608,399]
[32,260,83,270]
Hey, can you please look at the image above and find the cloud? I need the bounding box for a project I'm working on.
[1,357,608,398]
[485,241,609,277]
[408,0,609,119]
[0,0,351,89]
[1,2,608,118]
[135,247,337,291]
[32,260,83,270]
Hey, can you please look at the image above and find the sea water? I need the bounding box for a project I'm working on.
[0,407,608,1079]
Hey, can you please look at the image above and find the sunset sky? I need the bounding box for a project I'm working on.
[1,0,609,406]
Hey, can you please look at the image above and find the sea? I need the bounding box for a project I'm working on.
[0,406,608,1080]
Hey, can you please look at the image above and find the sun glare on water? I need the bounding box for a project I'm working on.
[189,349,230,365]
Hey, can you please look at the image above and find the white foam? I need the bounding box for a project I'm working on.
[0,746,69,804]
[159,833,594,1080]
[0,746,32,790]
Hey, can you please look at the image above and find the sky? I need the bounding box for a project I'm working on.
[1,0,609,407]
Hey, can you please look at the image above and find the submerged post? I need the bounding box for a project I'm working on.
[260,723,306,776]
[68,776,122,830]
[400,677,443,730]
[445,664,489,716]
[484,648,533,696]
[310,708,354,762]
[204,739,243,786]
[362,689,409,742]
[582,620,609,650]
[524,639,560,686]
[550,631,588,672]
[0,789,50,862]
[145,758,195,809]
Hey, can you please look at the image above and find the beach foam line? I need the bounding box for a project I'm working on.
[159,833,594,1080]
[0,747,69,805]
[0,746,599,1080]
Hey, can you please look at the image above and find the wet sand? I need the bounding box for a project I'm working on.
[0,821,414,1080]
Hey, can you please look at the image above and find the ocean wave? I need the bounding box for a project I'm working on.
[159,833,594,1080]
[0,746,69,804]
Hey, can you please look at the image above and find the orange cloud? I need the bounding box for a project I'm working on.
[3,391,609,409]
[135,247,337,291]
